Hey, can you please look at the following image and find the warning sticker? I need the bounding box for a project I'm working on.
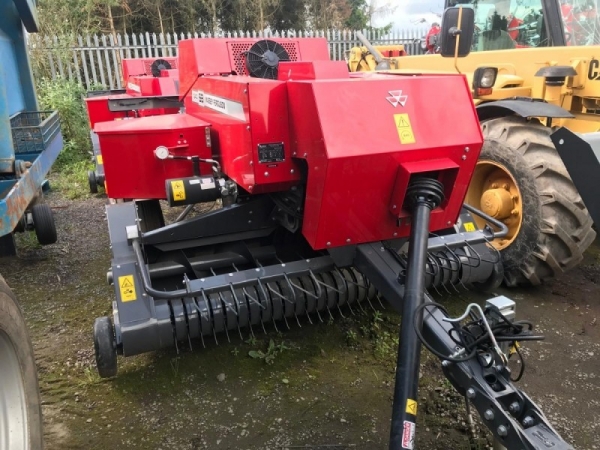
[406,398,418,416]
[402,420,416,449]
[394,113,416,144]
[170,180,186,201]
[464,222,476,232]
[96,154,103,165]
[118,275,137,302]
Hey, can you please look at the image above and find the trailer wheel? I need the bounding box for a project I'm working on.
[0,275,44,450]
[465,116,596,287]
[93,316,117,378]
[88,170,98,194]
[136,199,165,233]
[31,203,57,246]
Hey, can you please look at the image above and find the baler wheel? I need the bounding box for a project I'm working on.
[0,276,44,450]
[136,200,165,233]
[93,316,118,378]
[31,203,57,246]
[88,170,98,194]
[465,116,596,287]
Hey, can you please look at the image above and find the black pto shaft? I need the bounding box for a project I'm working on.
[389,177,444,450]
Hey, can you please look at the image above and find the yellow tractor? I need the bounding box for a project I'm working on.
[348,0,600,287]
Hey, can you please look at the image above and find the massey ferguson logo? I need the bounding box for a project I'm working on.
[387,90,408,107]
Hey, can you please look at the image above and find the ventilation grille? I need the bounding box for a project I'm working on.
[228,41,299,75]
[143,57,178,76]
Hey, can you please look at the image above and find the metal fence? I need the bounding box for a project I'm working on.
[27,28,428,91]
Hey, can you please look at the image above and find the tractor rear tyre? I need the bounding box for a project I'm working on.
[93,316,117,378]
[0,275,44,450]
[465,116,596,287]
[31,203,57,246]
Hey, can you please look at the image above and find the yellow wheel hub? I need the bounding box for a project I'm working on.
[465,160,522,251]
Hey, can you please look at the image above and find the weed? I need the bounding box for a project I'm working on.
[248,339,290,365]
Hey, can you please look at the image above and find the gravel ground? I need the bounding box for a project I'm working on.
[0,182,598,450]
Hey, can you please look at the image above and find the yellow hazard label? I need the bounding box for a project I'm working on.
[118,275,137,302]
[509,341,521,356]
[406,399,418,415]
[394,113,416,144]
[464,222,476,232]
[170,180,186,201]
[96,154,103,165]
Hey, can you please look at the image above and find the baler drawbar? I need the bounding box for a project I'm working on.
[91,10,575,449]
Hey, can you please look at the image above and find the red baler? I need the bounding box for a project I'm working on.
[91,25,575,450]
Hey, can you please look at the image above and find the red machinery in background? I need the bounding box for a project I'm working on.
[85,56,182,193]
[90,13,574,449]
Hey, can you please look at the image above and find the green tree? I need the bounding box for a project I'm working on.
[345,0,369,29]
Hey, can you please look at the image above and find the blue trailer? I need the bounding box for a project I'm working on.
[0,1,64,449]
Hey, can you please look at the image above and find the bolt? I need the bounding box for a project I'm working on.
[511,194,519,201]
[484,409,494,421]
[466,388,476,399]
[393,232,398,237]
[461,155,467,160]
[326,242,331,246]
[346,238,351,243]
[502,183,509,190]
[290,169,295,174]
[491,183,498,189]
[522,416,534,428]
[447,221,452,226]
[393,204,397,209]
[293,152,297,156]
[264,172,269,177]
[250,161,253,165]
[497,425,508,437]
[509,402,520,414]
[244,89,248,94]
[464,146,470,152]
[246,125,250,130]
[303,153,307,157]
[248,185,253,190]
[511,209,519,216]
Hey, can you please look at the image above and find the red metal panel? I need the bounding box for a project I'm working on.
[286,72,483,250]
[277,61,350,81]
[121,57,178,83]
[94,114,212,199]
[126,75,179,97]
[84,94,129,128]
[184,76,301,193]
[177,38,331,100]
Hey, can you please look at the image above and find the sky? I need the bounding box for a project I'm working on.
[369,0,447,30]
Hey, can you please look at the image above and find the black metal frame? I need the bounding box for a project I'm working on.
[355,242,574,450]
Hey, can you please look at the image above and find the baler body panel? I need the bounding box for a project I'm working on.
[177,37,331,100]
[286,72,483,249]
[84,94,130,129]
[121,57,178,83]
[94,114,212,199]
[184,76,302,193]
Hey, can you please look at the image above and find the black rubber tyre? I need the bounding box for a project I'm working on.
[93,316,117,378]
[0,274,44,450]
[475,116,596,287]
[136,199,165,233]
[88,170,98,194]
[31,203,57,246]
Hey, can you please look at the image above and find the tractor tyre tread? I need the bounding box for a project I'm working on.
[0,274,44,450]
[480,116,596,287]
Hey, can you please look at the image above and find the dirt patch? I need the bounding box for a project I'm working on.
[0,182,598,450]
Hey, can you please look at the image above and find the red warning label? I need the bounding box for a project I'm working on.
[402,420,415,449]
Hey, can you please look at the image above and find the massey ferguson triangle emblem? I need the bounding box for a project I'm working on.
[387,90,408,107]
